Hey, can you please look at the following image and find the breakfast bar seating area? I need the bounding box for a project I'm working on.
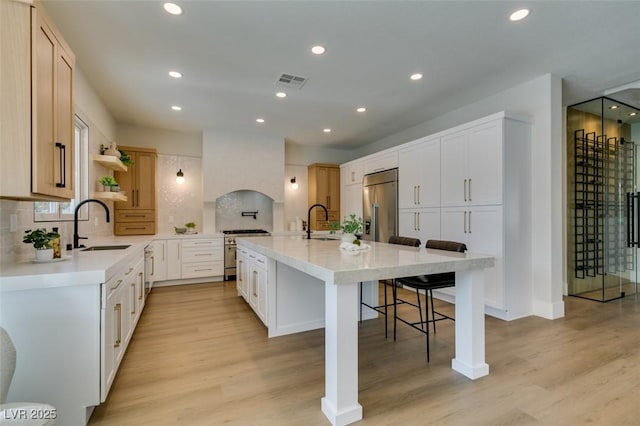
[236,235,494,426]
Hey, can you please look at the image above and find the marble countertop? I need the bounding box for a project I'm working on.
[0,236,154,292]
[236,235,495,284]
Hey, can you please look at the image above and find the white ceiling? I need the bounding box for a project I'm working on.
[43,0,640,150]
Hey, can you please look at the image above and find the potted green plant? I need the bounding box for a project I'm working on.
[23,228,60,260]
[99,175,119,192]
[185,222,196,234]
[118,149,134,167]
[331,214,363,243]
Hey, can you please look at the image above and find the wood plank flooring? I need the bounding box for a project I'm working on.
[89,281,640,425]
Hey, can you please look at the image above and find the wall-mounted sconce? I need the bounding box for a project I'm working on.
[290,176,299,190]
[176,169,185,184]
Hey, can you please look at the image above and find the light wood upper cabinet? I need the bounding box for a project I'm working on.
[308,163,340,230]
[114,146,157,235]
[0,2,75,200]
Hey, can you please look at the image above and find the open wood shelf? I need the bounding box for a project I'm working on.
[93,191,127,202]
[93,154,127,172]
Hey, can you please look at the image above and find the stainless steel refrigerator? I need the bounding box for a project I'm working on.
[362,168,398,243]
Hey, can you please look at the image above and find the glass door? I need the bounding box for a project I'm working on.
[568,97,639,302]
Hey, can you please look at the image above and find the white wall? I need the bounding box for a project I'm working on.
[353,74,565,320]
[117,124,202,157]
[202,129,285,203]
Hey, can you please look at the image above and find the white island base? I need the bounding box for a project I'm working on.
[238,236,494,426]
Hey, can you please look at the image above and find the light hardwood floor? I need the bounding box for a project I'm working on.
[89,281,640,425]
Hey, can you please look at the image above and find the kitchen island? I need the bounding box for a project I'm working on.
[236,235,495,426]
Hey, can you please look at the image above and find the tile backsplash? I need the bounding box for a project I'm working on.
[156,154,203,234]
[0,199,112,263]
[215,190,273,231]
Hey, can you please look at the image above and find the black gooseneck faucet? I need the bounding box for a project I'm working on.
[307,203,328,240]
[74,199,110,248]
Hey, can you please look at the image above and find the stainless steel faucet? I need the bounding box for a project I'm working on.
[307,203,328,239]
[73,199,110,248]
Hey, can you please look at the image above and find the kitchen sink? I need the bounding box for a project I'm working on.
[82,245,131,251]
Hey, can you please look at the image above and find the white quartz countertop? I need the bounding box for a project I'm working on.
[236,236,495,284]
[0,236,153,292]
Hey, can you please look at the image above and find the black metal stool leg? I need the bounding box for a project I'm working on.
[430,289,437,334]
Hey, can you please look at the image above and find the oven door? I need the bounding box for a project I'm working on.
[224,243,237,280]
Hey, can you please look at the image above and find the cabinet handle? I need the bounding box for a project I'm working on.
[151,256,155,276]
[110,279,123,291]
[464,179,468,202]
[114,303,122,348]
[351,171,355,182]
[468,179,472,202]
[417,185,421,205]
[417,212,420,231]
[468,211,472,233]
[413,186,417,205]
[55,143,66,188]
[124,214,146,218]
[194,268,213,272]
[327,195,331,209]
[131,283,136,314]
[125,267,134,275]
[139,272,144,300]
[253,270,258,297]
[464,211,467,233]
[195,253,211,257]
[126,227,147,230]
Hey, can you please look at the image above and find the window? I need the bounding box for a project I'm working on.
[34,115,89,221]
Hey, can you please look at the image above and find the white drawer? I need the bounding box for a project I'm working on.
[182,239,223,249]
[182,248,223,263]
[181,261,223,279]
[247,250,267,265]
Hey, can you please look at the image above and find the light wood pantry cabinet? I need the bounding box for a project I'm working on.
[308,163,340,230]
[114,146,157,235]
[1,1,75,200]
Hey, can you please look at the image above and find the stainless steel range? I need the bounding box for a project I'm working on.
[223,229,270,280]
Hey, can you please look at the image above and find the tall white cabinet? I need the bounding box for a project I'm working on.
[340,159,364,221]
[342,112,532,320]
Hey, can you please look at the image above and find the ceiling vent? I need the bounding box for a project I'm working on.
[275,73,308,89]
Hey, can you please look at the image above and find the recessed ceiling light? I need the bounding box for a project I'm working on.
[256,118,265,123]
[509,9,530,21]
[609,105,619,110]
[410,73,423,81]
[276,92,287,98]
[163,2,183,15]
[168,71,182,78]
[311,45,326,55]
[630,112,638,116]
[356,107,367,113]
[171,105,182,111]
[323,128,331,133]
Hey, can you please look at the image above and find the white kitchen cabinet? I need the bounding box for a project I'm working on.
[440,205,504,310]
[152,237,224,285]
[101,272,126,402]
[342,160,364,186]
[398,137,440,208]
[340,160,364,223]
[181,239,224,279]
[363,151,398,175]
[239,246,269,326]
[341,184,363,222]
[236,246,249,300]
[166,239,182,280]
[441,119,503,207]
[249,256,268,324]
[398,208,441,245]
[149,239,167,282]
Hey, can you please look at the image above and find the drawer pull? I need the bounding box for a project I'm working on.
[110,279,123,291]
[114,303,122,348]
[194,268,213,272]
